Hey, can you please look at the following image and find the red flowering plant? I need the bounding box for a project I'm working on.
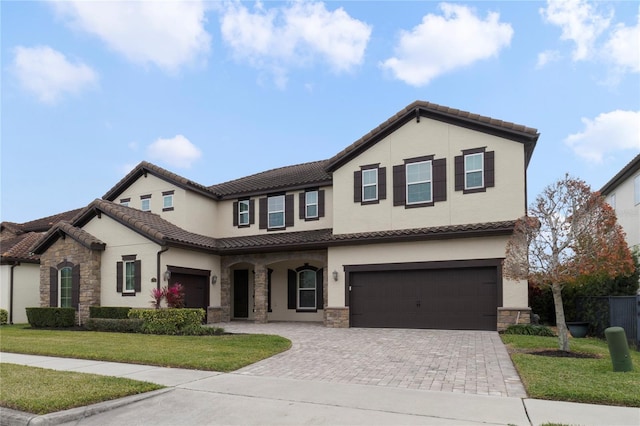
[150,287,165,309]
[165,283,185,308]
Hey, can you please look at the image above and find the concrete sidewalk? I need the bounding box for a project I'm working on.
[1,352,638,426]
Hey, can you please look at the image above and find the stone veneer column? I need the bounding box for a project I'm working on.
[219,265,231,322]
[253,263,268,324]
[497,307,532,331]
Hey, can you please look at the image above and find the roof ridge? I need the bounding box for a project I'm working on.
[209,159,330,189]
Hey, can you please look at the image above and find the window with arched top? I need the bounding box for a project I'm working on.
[49,262,79,309]
[60,267,72,308]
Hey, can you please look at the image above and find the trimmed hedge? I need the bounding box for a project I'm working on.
[0,309,8,325]
[26,307,75,328]
[89,306,132,319]
[128,308,205,335]
[503,324,555,336]
[84,318,144,333]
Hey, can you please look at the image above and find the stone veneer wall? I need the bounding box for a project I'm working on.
[324,307,349,328]
[207,307,223,324]
[497,307,531,331]
[39,237,101,324]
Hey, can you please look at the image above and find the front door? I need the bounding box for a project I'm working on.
[233,269,249,318]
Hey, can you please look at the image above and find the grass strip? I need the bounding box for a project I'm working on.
[0,324,291,372]
[502,335,640,407]
[0,363,163,415]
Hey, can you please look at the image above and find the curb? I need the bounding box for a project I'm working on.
[0,388,173,426]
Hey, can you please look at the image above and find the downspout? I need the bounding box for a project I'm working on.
[157,247,169,290]
[9,262,19,325]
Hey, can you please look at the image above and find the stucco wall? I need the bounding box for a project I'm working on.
[607,173,640,250]
[327,237,527,308]
[332,118,526,235]
[162,248,221,307]
[0,263,40,323]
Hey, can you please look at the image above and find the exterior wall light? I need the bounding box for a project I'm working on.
[211,274,218,285]
[332,270,338,281]
[163,269,171,281]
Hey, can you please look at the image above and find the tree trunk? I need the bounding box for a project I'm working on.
[551,282,570,352]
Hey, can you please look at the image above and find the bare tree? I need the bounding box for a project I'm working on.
[504,175,634,351]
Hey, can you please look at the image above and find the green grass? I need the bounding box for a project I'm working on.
[0,324,291,372]
[0,363,163,414]
[502,335,640,407]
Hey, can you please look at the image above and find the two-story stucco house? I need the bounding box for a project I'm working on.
[29,101,539,330]
[600,154,640,253]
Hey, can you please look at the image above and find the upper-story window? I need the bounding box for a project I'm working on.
[464,153,484,190]
[455,148,494,194]
[608,193,616,210]
[406,161,432,204]
[354,165,386,205]
[162,190,174,212]
[635,175,640,206]
[140,194,151,211]
[259,194,293,230]
[120,198,130,207]
[305,191,318,218]
[238,199,250,226]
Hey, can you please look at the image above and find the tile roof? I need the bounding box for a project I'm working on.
[1,232,43,263]
[326,100,539,172]
[209,160,332,199]
[216,228,335,253]
[18,208,83,233]
[31,221,106,254]
[102,161,218,202]
[600,153,640,195]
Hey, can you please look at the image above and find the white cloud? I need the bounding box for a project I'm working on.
[540,0,612,61]
[147,135,202,168]
[536,49,562,69]
[11,45,97,103]
[51,0,210,73]
[219,1,371,86]
[380,3,513,87]
[565,110,640,163]
[604,15,640,73]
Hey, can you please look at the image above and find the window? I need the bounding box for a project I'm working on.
[140,195,151,211]
[635,175,640,205]
[162,191,174,212]
[124,260,135,293]
[362,169,378,202]
[238,199,250,226]
[59,267,72,308]
[268,195,285,229]
[298,269,316,309]
[464,153,484,189]
[120,198,130,207]
[406,161,432,204]
[117,256,140,295]
[454,148,494,193]
[608,193,616,210]
[305,191,318,219]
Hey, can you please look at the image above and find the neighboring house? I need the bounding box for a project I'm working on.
[29,101,540,330]
[0,209,82,323]
[600,153,640,252]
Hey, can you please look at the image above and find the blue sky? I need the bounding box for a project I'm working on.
[2,0,639,223]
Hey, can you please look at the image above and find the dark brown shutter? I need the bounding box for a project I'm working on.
[134,260,142,292]
[71,264,80,309]
[485,151,495,188]
[285,194,294,227]
[259,198,267,229]
[287,269,296,309]
[316,269,324,310]
[249,199,255,224]
[454,155,464,191]
[378,167,387,200]
[116,261,123,293]
[353,170,362,203]
[433,158,447,202]
[299,192,305,219]
[393,165,406,206]
[318,190,325,218]
[49,267,58,307]
[233,201,238,226]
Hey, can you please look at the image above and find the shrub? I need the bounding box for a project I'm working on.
[503,324,555,336]
[89,306,132,319]
[26,308,75,328]
[128,308,205,335]
[85,318,144,333]
[0,309,8,325]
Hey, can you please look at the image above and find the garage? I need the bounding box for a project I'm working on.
[347,260,500,330]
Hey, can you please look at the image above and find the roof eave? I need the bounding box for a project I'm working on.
[600,154,640,195]
[216,179,333,200]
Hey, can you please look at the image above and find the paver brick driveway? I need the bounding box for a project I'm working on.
[214,322,526,398]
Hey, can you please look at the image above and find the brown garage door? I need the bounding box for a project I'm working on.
[349,266,498,330]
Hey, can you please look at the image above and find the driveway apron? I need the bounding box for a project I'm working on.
[214,322,526,398]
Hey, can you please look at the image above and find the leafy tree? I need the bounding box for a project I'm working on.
[504,176,634,352]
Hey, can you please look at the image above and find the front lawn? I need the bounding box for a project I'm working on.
[0,324,291,372]
[502,334,640,407]
[0,363,163,414]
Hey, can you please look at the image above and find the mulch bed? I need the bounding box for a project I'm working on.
[511,348,601,359]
